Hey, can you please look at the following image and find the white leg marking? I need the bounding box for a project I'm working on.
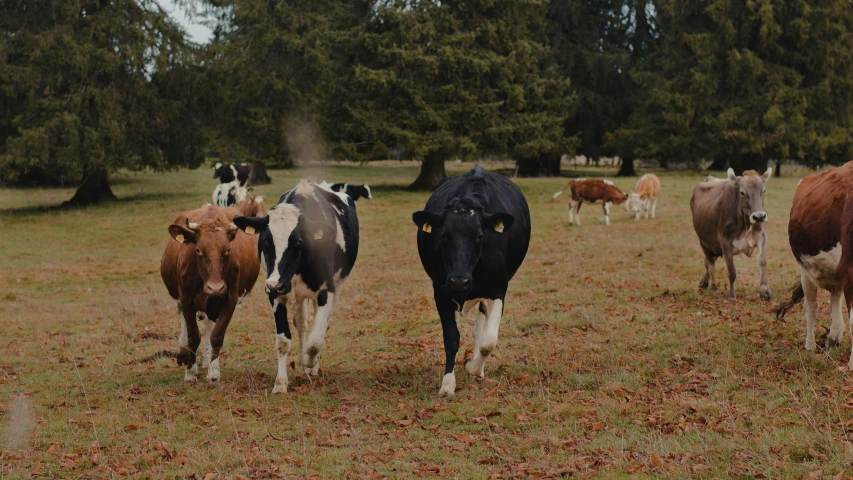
[178,302,188,350]
[438,372,456,398]
[466,299,502,378]
[303,293,336,374]
[206,358,221,382]
[201,317,214,369]
[604,202,611,225]
[272,333,292,394]
[848,308,853,369]
[829,289,844,347]
[568,201,576,224]
[293,297,309,370]
[184,364,198,382]
[651,198,657,218]
[802,271,818,351]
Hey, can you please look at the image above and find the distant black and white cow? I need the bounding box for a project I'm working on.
[412,165,531,397]
[233,180,359,394]
[212,180,248,207]
[330,183,372,201]
[213,163,251,187]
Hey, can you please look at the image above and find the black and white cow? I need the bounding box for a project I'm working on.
[330,183,372,201]
[412,165,531,397]
[233,180,359,394]
[212,180,248,207]
[213,162,251,187]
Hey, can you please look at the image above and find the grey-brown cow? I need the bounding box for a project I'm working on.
[690,168,773,300]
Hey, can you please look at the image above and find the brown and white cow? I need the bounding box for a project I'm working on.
[160,205,260,382]
[552,178,628,226]
[237,194,266,218]
[777,162,853,361]
[690,168,772,299]
[626,174,660,220]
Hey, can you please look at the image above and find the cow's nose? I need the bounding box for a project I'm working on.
[751,212,768,223]
[205,282,227,296]
[265,281,289,296]
[448,276,470,292]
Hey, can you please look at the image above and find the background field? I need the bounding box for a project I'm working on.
[2,163,852,478]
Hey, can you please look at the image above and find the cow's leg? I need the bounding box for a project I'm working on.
[650,198,657,219]
[270,296,292,394]
[828,288,844,349]
[757,231,772,300]
[435,293,460,398]
[466,298,504,378]
[177,299,201,382]
[199,312,214,369]
[848,307,853,369]
[568,200,577,225]
[722,244,738,299]
[465,301,488,377]
[303,291,336,375]
[699,247,717,292]
[602,202,612,225]
[293,297,309,370]
[207,296,238,382]
[802,272,819,351]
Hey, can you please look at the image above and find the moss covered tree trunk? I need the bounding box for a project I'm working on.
[63,170,116,207]
[410,149,447,190]
[617,157,636,176]
[516,155,561,177]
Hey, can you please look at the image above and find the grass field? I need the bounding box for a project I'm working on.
[2,161,853,478]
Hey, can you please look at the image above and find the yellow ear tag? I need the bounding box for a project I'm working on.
[422,223,432,233]
[314,230,324,240]
[494,221,504,233]
[175,234,184,244]
[245,226,255,235]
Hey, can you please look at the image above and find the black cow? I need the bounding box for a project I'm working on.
[213,163,251,187]
[412,165,531,397]
[234,180,359,394]
[330,182,372,201]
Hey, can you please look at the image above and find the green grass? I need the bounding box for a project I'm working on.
[2,161,853,478]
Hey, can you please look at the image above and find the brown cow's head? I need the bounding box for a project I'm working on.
[238,195,266,217]
[728,167,772,223]
[169,217,238,297]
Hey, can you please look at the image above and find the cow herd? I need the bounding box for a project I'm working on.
[159,161,853,397]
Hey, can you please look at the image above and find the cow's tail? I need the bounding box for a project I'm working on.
[775,279,805,320]
[552,190,564,200]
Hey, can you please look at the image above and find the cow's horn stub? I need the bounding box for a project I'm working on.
[185,217,199,230]
[229,223,238,232]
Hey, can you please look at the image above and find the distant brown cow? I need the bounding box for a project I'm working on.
[777,162,853,358]
[237,194,266,217]
[690,168,772,299]
[552,178,627,226]
[626,174,660,220]
[160,205,260,382]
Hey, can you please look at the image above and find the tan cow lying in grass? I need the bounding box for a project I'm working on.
[552,178,628,226]
[626,174,660,220]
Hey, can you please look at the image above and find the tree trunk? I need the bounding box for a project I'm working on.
[516,155,561,177]
[707,156,728,171]
[409,149,447,190]
[63,169,116,207]
[774,160,781,177]
[617,157,636,176]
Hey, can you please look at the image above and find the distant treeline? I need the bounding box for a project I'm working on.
[2,1,852,202]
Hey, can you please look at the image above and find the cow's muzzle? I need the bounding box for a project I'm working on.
[265,281,291,297]
[750,211,768,224]
[205,282,227,297]
[448,275,471,293]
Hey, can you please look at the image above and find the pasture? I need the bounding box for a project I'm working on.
[1,162,852,478]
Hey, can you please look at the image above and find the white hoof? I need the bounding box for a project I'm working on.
[303,344,321,369]
[183,365,198,382]
[465,358,485,378]
[271,380,288,394]
[805,340,816,351]
[206,359,221,382]
[437,373,456,398]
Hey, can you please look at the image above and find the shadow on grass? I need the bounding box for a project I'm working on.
[0,190,189,216]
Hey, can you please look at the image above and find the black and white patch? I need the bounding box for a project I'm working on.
[329,182,372,201]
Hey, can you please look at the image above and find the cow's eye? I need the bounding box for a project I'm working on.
[224,248,231,256]
[740,190,746,197]
[476,232,484,243]
[293,239,302,248]
[195,248,203,256]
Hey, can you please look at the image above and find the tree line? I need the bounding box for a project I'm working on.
[2,0,852,203]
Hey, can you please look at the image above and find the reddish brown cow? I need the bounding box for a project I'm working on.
[160,205,260,382]
[778,162,853,362]
[237,194,266,217]
[553,178,628,226]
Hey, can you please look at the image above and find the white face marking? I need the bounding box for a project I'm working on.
[799,243,842,287]
[214,162,222,170]
[364,185,372,199]
[603,179,615,186]
[266,204,301,286]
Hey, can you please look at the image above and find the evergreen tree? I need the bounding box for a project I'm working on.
[327,0,574,188]
[0,0,208,204]
[613,0,853,173]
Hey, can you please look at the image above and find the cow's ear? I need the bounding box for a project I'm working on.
[761,167,773,182]
[413,211,443,233]
[168,224,196,244]
[233,215,269,235]
[484,212,515,233]
[727,168,738,182]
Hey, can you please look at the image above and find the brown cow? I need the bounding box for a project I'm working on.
[690,168,772,299]
[626,174,660,220]
[777,162,853,357]
[552,178,628,226]
[160,205,260,382]
[237,194,266,217]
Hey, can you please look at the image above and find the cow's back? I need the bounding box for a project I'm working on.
[636,174,660,199]
[790,163,853,261]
